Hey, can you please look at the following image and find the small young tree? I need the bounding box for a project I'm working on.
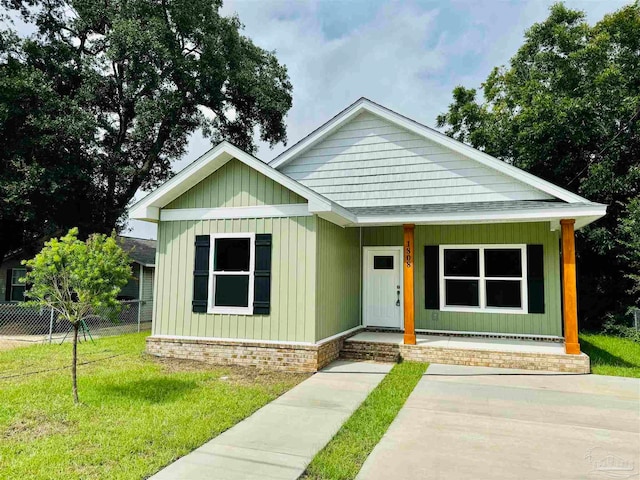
[23,228,131,403]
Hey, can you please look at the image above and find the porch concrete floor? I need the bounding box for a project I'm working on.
[348,331,566,355]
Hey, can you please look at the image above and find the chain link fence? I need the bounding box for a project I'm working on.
[0,300,151,347]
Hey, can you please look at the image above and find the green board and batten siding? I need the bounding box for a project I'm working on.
[363,222,562,336]
[155,215,361,343]
[166,159,305,209]
[154,158,317,343]
[153,157,563,342]
[315,218,361,341]
[154,217,317,342]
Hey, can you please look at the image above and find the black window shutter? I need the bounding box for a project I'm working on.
[424,246,439,309]
[5,269,12,301]
[527,245,545,314]
[253,234,272,315]
[192,236,210,313]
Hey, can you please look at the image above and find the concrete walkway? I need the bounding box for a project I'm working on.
[151,360,392,480]
[357,364,640,480]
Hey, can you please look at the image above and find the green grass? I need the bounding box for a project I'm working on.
[0,332,307,480]
[302,361,427,480]
[580,333,640,378]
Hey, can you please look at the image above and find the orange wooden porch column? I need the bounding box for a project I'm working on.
[403,224,416,345]
[561,219,580,354]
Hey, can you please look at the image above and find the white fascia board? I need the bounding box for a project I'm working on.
[131,260,153,268]
[308,198,357,226]
[352,204,607,230]
[271,98,590,204]
[317,210,354,227]
[128,141,355,227]
[130,260,155,269]
[160,204,312,221]
[130,206,160,223]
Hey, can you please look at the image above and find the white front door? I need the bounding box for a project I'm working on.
[363,247,403,328]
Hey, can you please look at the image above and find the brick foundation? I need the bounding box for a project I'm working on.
[146,328,361,373]
[400,344,590,373]
[340,339,589,373]
[147,329,589,374]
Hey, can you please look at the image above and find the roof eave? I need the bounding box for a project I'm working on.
[131,260,155,268]
[351,204,607,230]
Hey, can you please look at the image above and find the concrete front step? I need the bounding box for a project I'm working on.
[340,341,400,363]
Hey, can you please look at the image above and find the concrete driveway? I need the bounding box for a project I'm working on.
[357,364,640,480]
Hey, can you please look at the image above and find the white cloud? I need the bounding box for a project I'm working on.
[220,0,446,160]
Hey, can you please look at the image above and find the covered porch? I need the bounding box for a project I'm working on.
[350,212,590,373]
[340,330,590,373]
[351,201,604,362]
[392,218,580,355]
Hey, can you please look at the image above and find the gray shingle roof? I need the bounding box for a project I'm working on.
[348,200,589,217]
[117,236,156,266]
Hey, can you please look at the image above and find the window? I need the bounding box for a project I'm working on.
[10,268,27,302]
[208,233,255,314]
[373,256,394,270]
[439,245,527,314]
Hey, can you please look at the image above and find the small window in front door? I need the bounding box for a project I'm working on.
[373,256,394,270]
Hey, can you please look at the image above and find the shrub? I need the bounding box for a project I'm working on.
[601,313,640,343]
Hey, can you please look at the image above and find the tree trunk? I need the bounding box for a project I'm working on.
[72,323,79,404]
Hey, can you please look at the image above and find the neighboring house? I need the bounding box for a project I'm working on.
[116,236,156,323]
[1,237,156,322]
[130,98,606,372]
[0,256,28,303]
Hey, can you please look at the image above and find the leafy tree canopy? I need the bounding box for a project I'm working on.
[0,0,292,260]
[436,2,640,327]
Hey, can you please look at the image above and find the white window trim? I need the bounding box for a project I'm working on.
[208,232,255,315]
[439,244,528,315]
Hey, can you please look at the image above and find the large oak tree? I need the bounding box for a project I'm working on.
[436,3,640,328]
[0,0,292,261]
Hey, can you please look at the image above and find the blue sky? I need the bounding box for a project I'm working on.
[121,0,630,238]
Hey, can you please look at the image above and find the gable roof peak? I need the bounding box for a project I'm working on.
[128,140,356,226]
[269,98,589,204]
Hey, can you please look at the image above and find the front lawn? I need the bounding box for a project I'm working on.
[0,332,307,480]
[580,333,640,378]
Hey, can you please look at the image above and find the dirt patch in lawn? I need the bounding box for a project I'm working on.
[0,337,39,351]
[3,413,75,440]
[151,356,310,387]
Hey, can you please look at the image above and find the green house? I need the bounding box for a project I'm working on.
[130,99,606,372]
